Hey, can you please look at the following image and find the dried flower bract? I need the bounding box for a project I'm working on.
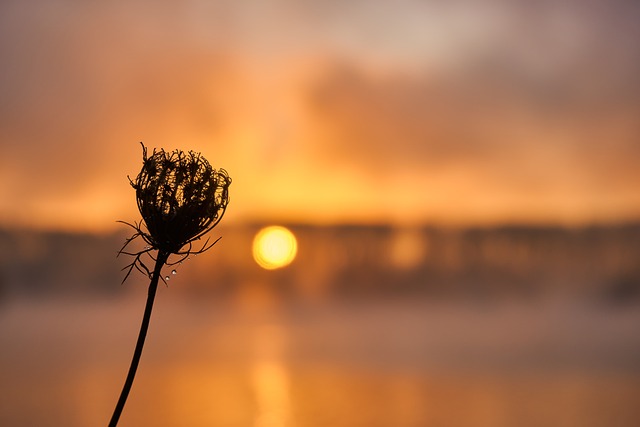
[119,143,231,282]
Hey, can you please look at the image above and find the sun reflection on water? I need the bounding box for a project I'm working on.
[252,324,291,427]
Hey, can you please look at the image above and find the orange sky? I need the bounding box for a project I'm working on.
[1,0,640,231]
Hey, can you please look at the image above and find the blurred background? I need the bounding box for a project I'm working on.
[1,1,640,426]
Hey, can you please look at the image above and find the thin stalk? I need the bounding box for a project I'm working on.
[108,251,169,427]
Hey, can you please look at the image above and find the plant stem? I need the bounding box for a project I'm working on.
[108,251,169,427]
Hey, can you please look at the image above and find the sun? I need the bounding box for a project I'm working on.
[252,226,298,270]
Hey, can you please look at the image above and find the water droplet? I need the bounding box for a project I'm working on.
[171,270,177,275]
[165,276,170,281]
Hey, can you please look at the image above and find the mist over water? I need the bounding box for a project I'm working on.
[2,295,639,427]
[1,224,639,426]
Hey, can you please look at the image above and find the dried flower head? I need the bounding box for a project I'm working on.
[119,143,231,282]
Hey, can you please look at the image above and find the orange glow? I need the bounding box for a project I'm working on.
[389,228,427,270]
[1,2,640,231]
[252,226,298,270]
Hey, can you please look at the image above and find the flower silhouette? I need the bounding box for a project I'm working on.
[109,143,230,427]
[119,143,231,282]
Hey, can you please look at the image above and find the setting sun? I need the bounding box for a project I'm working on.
[252,226,298,270]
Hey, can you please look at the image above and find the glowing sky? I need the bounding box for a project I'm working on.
[1,0,639,230]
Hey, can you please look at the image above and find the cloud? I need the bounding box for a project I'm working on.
[1,0,640,228]
[301,59,640,222]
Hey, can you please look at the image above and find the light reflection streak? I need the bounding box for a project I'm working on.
[252,324,291,427]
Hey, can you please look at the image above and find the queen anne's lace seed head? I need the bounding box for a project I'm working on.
[118,143,231,282]
[132,144,231,253]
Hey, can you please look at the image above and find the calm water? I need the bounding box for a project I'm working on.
[1,292,639,427]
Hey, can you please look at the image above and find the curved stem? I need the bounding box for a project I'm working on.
[108,251,169,427]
